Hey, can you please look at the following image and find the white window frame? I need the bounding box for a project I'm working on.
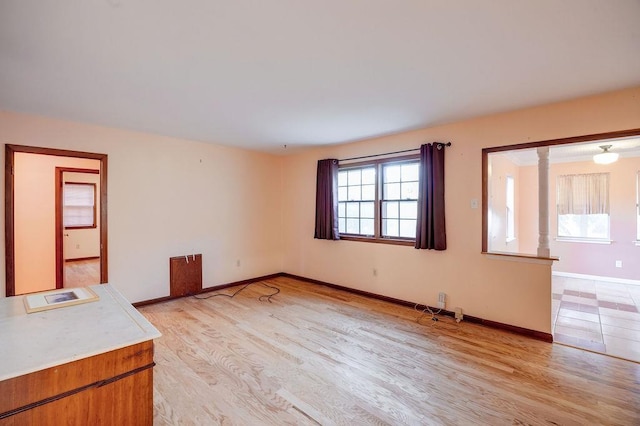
[636,171,640,243]
[505,175,515,242]
[63,182,97,229]
[337,156,420,244]
[556,173,610,242]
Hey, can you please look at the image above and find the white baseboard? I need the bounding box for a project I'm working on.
[553,271,640,286]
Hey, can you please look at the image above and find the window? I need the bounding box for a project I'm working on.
[64,182,96,229]
[338,158,419,242]
[557,173,609,240]
[505,175,515,242]
[637,171,640,241]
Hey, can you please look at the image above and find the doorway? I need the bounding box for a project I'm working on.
[56,167,101,289]
[5,144,108,296]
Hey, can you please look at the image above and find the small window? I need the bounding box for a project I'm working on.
[338,157,419,242]
[505,175,515,242]
[557,173,609,240]
[64,182,96,229]
[637,171,640,241]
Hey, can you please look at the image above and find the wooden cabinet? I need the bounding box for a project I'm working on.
[0,284,160,425]
[0,341,154,425]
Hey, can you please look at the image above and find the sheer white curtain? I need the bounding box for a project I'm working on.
[557,173,609,215]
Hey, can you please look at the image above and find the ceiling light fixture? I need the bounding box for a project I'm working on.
[593,145,619,165]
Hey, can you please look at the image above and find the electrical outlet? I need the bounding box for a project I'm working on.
[236,259,241,267]
[438,292,446,309]
[373,268,378,277]
[455,307,463,322]
[615,260,622,268]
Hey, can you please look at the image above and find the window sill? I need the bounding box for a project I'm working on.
[505,237,516,243]
[634,240,640,246]
[482,251,559,264]
[555,237,612,245]
[339,235,414,247]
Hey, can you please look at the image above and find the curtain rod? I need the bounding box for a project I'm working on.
[339,142,451,162]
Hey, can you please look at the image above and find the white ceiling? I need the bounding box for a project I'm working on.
[501,136,640,166]
[1,1,639,154]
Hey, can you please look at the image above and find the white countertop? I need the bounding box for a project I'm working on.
[0,284,161,381]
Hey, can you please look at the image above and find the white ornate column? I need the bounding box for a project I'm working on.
[537,146,550,257]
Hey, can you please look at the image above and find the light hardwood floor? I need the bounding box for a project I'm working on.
[64,258,100,288]
[139,276,640,425]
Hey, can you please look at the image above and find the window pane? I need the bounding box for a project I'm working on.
[346,202,360,217]
[360,219,374,236]
[346,218,360,234]
[399,219,416,238]
[361,184,375,200]
[587,214,609,239]
[361,167,376,184]
[361,202,374,219]
[383,219,399,237]
[384,165,400,183]
[64,183,95,228]
[384,183,400,200]
[64,206,94,227]
[399,201,417,219]
[339,218,345,233]
[401,163,419,181]
[338,171,348,187]
[348,169,361,185]
[338,187,347,201]
[338,202,346,217]
[401,182,419,199]
[382,201,399,219]
[348,185,361,201]
[558,213,609,239]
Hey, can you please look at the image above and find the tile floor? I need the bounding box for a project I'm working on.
[552,275,640,362]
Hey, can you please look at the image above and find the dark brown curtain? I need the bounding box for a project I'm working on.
[314,159,340,240]
[415,143,446,250]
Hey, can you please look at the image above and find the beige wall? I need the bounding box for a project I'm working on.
[549,157,640,280]
[2,86,639,334]
[2,112,284,301]
[14,153,100,294]
[518,165,539,254]
[487,153,520,253]
[281,86,640,334]
[63,171,101,261]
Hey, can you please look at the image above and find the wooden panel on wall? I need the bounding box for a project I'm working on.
[169,254,202,297]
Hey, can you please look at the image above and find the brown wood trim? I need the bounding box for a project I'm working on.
[5,146,15,297]
[483,251,559,262]
[63,182,97,229]
[482,128,640,154]
[100,156,108,284]
[481,127,640,256]
[5,145,107,296]
[55,168,63,289]
[132,273,282,307]
[55,168,101,289]
[65,256,101,262]
[481,149,488,253]
[281,273,554,343]
[339,235,414,246]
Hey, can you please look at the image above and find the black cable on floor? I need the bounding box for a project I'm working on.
[193,282,280,303]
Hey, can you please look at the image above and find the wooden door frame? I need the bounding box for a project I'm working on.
[55,167,100,289]
[5,145,108,296]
